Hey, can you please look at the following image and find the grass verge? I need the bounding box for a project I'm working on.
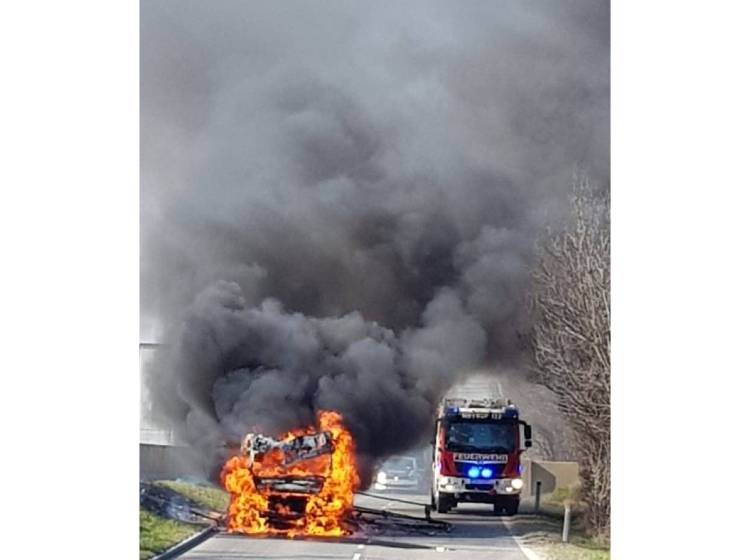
[535,536,610,560]
[503,496,609,560]
[139,509,201,560]
[140,479,228,559]
[154,480,230,512]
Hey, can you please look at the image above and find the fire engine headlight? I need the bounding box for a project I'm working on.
[439,476,456,491]
[376,471,387,484]
[511,478,524,490]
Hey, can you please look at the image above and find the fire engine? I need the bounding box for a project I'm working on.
[431,377,532,516]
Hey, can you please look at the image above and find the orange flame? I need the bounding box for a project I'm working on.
[220,410,360,537]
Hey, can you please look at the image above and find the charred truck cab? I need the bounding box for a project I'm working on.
[431,394,532,516]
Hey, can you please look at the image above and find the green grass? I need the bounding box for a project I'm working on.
[140,480,228,558]
[545,485,581,507]
[539,539,610,560]
[139,509,200,560]
[154,480,230,512]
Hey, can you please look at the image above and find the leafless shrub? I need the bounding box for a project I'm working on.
[530,175,610,541]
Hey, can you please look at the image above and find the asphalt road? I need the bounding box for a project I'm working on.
[182,489,531,560]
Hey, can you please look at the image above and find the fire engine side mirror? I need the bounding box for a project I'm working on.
[523,424,532,448]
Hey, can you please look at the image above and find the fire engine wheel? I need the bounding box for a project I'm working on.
[436,492,453,514]
[493,496,520,516]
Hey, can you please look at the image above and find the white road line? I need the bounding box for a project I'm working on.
[351,553,362,560]
[416,544,531,552]
[501,518,545,560]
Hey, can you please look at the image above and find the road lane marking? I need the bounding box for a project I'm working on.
[501,518,544,560]
[351,553,362,560]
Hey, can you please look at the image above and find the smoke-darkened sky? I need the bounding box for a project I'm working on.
[141,0,609,475]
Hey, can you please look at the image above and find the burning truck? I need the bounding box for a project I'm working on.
[220,410,360,537]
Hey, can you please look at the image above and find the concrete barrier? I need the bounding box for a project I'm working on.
[520,458,579,497]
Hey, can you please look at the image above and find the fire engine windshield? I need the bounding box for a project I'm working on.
[445,421,516,452]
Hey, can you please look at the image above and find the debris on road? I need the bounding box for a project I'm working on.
[350,505,452,537]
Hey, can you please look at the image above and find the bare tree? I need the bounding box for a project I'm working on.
[497,369,577,461]
[530,176,610,541]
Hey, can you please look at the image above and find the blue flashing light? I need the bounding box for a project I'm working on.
[502,408,519,419]
[480,467,493,479]
[467,466,481,478]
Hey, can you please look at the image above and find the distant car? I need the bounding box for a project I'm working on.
[373,455,419,490]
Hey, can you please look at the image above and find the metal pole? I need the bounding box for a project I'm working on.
[534,481,542,513]
[562,504,571,543]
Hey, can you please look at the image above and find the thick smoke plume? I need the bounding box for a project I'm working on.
[141,1,609,476]
[152,282,485,476]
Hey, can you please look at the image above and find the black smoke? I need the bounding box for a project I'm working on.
[141,0,609,477]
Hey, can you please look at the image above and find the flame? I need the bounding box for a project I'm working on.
[220,410,360,537]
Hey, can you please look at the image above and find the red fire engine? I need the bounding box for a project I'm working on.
[431,378,532,516]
